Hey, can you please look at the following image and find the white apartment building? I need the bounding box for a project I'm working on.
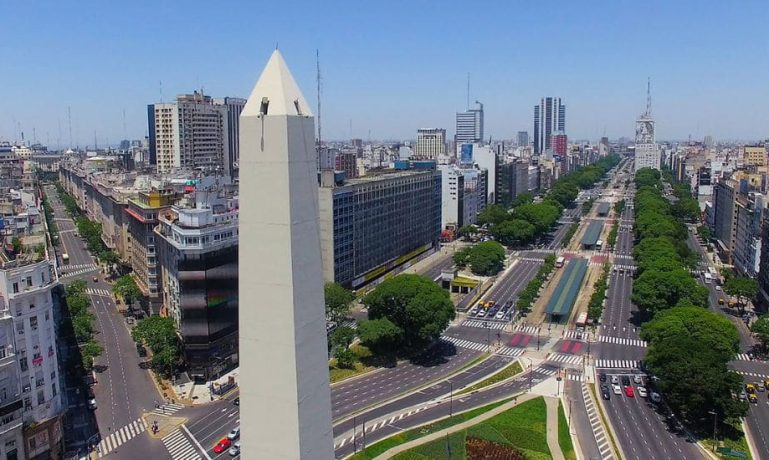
[634,115,660,172]
[0,259,63,460]
[439,165,487,230]
[414,129,446,160]
[150,93,230,175]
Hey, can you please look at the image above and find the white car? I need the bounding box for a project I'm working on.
[633,374,643,384]
[228,426,240,440]
[612,384,622,395]
[637,386,648,398]
[468,306,479,316]
[611,375,619,384]
[495,311,505,320]
[229,440,241,456]
[715,285,721,291]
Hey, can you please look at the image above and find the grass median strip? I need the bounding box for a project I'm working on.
[455,361,523,396]
[348,397,515,460]
[558,400,576,460]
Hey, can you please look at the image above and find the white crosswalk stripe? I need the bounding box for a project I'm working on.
[495,347,524,357]
[461,319,507,330]
[161,429,202,460]
[582,383,615,459]
[595,359,640,369]
[735,353,751,361]
[568,374,584,381]
[516,325,539,335]
[151,402,185,416]
[563,330,585,340]
[548,353,584,365]
[86,288,112,297]
[60,266,100,278]
[598,335,647,348]
[64,263,99,270]
[735,370,769,380]
[97,418,147,457]
[441,336,488,352]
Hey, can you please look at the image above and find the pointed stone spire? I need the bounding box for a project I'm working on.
[242,50,313,118]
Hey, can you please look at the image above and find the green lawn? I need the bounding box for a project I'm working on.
[390,397,551,460]
[558,400,576,460]
[348,397,515,460]
[456,361,523,395]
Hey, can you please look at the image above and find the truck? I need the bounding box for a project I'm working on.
[576,312,588,328]
[704,273,712,284]
[61,253,69,265]
[556,256,565,268]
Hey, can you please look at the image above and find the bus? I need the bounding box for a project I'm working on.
[62,253,69,265]
[704,273,712,284]
[555,256,565,268]
[576,312,588,328]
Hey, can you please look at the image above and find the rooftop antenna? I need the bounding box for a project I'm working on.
[645,77,652,117]
[316,49,322,152]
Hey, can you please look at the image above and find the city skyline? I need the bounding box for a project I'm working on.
[2,1,769,147]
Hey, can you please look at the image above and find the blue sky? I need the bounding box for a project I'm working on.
[1,1,767,147]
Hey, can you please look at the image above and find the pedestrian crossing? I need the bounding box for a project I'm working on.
[515,325,539,335]
[442,336,489,352]
[612,264,636,273]
[548,353,584,365]
[495,347,525,357]
[582,383,616,460]
[563,330,585,340]
[334,405,430,450]
[161,429,201,460]
[86,288,112,297]
[735,370,769,380]
[60,266,100,278]
[598,335,647,348]
[735,353,751,361]
[66,263,99,271]
[595,359,641,369]
[461,319,507,330]
[151,402,185,416]
[567,373,584,382]
[96,418,147,457]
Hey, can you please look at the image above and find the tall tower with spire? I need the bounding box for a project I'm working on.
[634,78,660,172]
[238,50,334,459]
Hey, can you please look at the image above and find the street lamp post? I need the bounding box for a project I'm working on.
[449,380,453,419]
[353,416,357,453]
[485,322,491,352]
[709,410,717,452]
[526,358,533,392]
[537,327,541,351]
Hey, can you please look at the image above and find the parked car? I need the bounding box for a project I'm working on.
[233,397,240,406]
[633,374,643,384]
[599,373,607,383]
[87,398,97,410]
[214,438,232,454]
[621,375,631,386]
[611,375,619,384]
[600,384,611,400]
[227,427,240,440]
[228,441,241,456]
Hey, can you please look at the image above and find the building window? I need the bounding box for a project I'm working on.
[30,316,38,331]
[16,322,23,335]
[22,383,30,393]
[26,276,32,288]
[23,397,30,411]
[45,311,49,321]
[12,283,18,293]
[36,390,44,405]
[51,383,56,397]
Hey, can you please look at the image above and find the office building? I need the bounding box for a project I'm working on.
[439,165,487,230]
[148,92,230,174]
[733,192,765,277]
[155,179,239,381]
[334,150,358,178]
[238,50,334,459]
[743,145,767,167]
[634,85,660,172]
[712,179,738,260]
[552,132,567,157]
[456,102,484,145]
[214,97,247,178]
[517,131,529,147]
[533,97,565,155]
[414,129,447,160]
[495,160,529,206]
[758,213,769,309]
[318,169,441,288]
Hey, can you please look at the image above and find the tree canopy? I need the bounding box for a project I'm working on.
[324,282,354,323]
[360,274,455,353]
[131,316,181,377]
[750,315,769,352]
[453,241,506,276]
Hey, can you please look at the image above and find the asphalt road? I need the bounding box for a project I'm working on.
[420,253,454,281]
[46,186,162,458]
[563,380,603,460]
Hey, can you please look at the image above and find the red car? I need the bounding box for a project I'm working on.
[624,386,635,397]
[213,437,231,454]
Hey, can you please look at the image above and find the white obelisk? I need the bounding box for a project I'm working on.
[238,50,334,460]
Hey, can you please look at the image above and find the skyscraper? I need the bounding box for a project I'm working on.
[456,101,484,145]
[634,81,660,172]
[238,50,334,459]
[516,131,529,147]
[149,92,230,174]
[215,97,247,178]
[414,128,447,159]
[533,97,565,155]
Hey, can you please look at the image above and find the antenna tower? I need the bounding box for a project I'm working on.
[67,107,73,148]
[645,77,652,117]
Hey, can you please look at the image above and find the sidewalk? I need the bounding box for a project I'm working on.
[173,367,239,404]
[545,397,566,460]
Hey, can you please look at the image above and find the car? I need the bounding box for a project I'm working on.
[611,375,619,384]
[136,344,147,357]
[756,382,766,393]
[764,380,769,390]
[633,374,643,384]
[612,384,622,395]
[213,438,232,454]
[749,393,758,404]
[637,386,648,398]
[495,311,505,320]
[621,375,631,386]
[715,285,721,291]
[476,309,487,318]
[233,397,240,406]
[87,398,97,410]
[93,276,99,282]
[599,373,607,383]
[718,298,725,305]
[746,383,757,394]
[601,385,611,400]
[227,426,240,440]
[228,441,241,456]
[624,386,635,397]
[739,390,748,401]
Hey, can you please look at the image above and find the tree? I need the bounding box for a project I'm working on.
[751,315,769,353]
[491,219,535,247]
[324,282,354,323]
[697,225,711,241]
[453,247,470,268]
[67,279,87,297]
[132,316,178,353]
[362,274,455,352]
[151,347,180,377]
[73,313,95,343]
[66,294,90,317]
[11,237,21,254]
[673,196,701,222]
[509,193,533,209]
[357,318,403,353]
[458,225,477,239]
[632,268,709,316]
[514,203,560,233]
[467,241,506,276]
[724,277,758,312]
[81,340,104,370]
[330,326,356,349]
[113,275,142,303]
[333,348,357,369]
[476,205,510,226]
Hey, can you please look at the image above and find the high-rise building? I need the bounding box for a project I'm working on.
[148,92,230,174]
[414,128,447,160]
[533,97,565,155]
[238,50,334,459]
[634,83,660,172]
[517,131,529,147]
[552,132,567,157]
[733,192,765,277]
[456,102,484,145]
[214,97,247,178]
[155,180,239,381]
[713,179,738,261]
[439,165,487,229]
[743,145,767,167]
[318,169,441,288]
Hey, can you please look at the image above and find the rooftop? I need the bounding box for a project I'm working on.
[545,258,588,316]
[581,220,604,245]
